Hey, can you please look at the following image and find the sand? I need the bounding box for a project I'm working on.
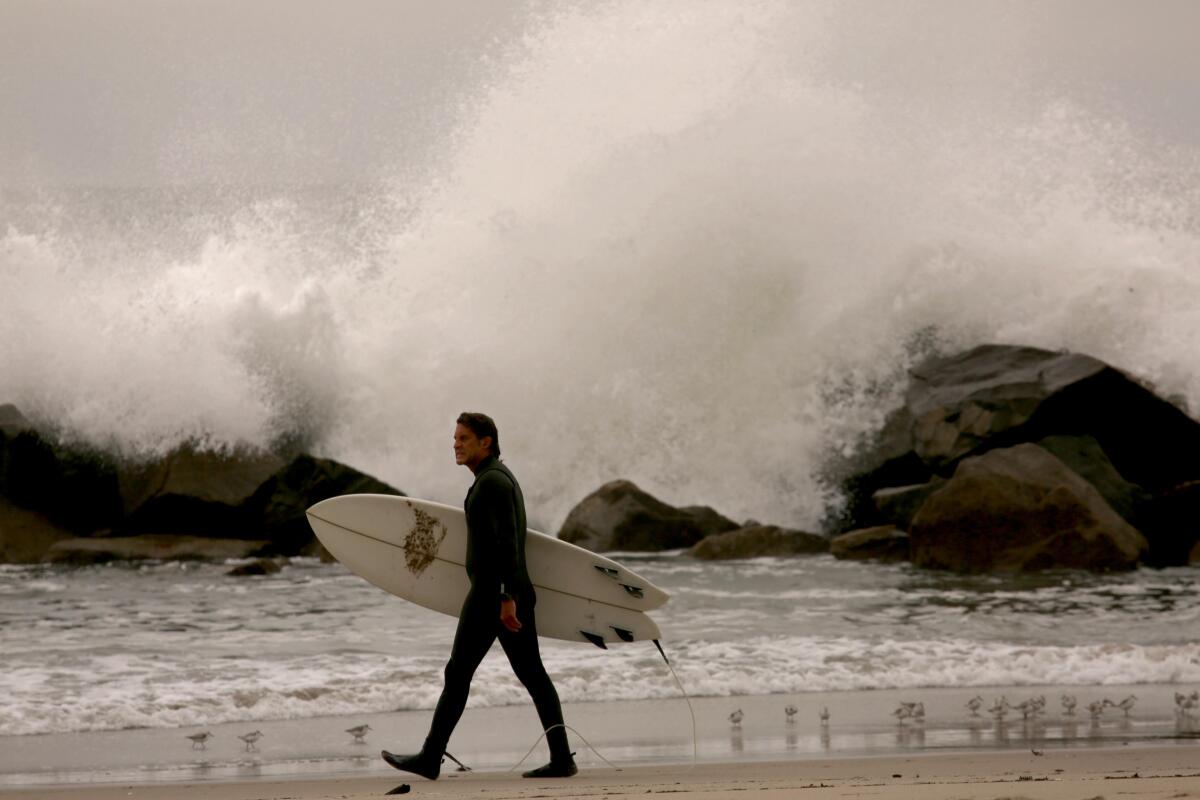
[5,744,1199,800]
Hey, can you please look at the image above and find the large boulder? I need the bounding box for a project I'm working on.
[691,525,828,560]
[558,480,739,552]
[827,345,1200,534]
[241,454,404,555]
[116,446,287,536]
[1,404,124,533]
[0,498,73,563]
[1139,480,1200,567]
[871,479,946,529]
[910,443,1148,573]
[830,526,910,562]
[45,535,270,565]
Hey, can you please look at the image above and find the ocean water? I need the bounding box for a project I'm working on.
[3,555,1198,738]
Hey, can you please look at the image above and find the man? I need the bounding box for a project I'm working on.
[381,412,576,780]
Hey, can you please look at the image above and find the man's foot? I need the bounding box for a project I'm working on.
[521,757,578,778]
[381,750,440,780]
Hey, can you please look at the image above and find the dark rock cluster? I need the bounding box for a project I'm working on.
[0,403,402,566]
[824,344,1200,572]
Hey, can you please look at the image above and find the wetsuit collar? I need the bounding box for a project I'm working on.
[471,453,499,475]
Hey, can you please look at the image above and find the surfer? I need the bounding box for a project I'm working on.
[382,412,576,780]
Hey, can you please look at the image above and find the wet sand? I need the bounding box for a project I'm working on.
[7,744,1200,800]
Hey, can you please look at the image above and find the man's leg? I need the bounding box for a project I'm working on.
[383,588,497,779]
[498,600,575,777]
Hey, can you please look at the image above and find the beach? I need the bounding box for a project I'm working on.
[7,744,1200,800]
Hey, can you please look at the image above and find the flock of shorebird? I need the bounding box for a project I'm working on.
[719,689,1200,731]
[184,724,374,751]
[184,691,1200,751]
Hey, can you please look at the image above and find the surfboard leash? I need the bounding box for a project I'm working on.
[653,639,699,765]
[508,724,623,773]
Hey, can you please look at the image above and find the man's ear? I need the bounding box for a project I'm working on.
[480,436,494,455]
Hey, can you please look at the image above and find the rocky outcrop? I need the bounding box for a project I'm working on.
[0,402,404,563]
[1141,480,1200,567]
[909,444,1147,573]
[0,499,73,563]
[227,558,284,576]
[45,535,270,565]
[691,524,827,560]
[829,345,1200,540]
[242,454,403,555]
[830,526,910,562]
[558,480,739,552]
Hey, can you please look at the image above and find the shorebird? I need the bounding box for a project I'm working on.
[784,705,798,723]
[238,731,264,751]
[346,724,372,743]
[1014,697,1044,721]
[728,709,744,728]
[1176,690,1199,718]
[186,732,213,749]
[911,702,925,722]
[1061,694,1077,715]
[893,702,917,723]
[1087,700,1105,719]
[819,707,830,726]
[988,697,1009,721]
[1105,695,1137,716]
[965,695,984,716]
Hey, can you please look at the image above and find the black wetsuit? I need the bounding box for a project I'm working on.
[423,455,570,761]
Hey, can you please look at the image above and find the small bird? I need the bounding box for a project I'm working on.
[893,702,917,723]
[186,732,213,749]
[1014,698,1041,720]
[238,731,264,751]
[1061,694,1077,715]
[1087,700,1105,719]
[784,705,798,723]
[911,702,925,722]
[819,707,830,726]
[346,724,372,743]
[988,697,1010,721]
[1031,748,1044,756]
[965,695,984,716]
[728,709,744,728]
[1105,695,1137,717]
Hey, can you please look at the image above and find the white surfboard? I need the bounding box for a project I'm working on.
[306,494,668,646]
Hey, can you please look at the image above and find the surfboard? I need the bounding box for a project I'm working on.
[305,494,668,647]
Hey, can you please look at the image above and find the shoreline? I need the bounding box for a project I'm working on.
[5,743,1200,800]
[3,684,1197,792]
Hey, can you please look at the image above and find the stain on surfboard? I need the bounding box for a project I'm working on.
[402,501,448,574]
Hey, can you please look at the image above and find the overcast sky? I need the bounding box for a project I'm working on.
[0,0,524,186]
[3,1,1199,187]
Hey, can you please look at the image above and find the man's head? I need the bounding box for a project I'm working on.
[454,411,500,470]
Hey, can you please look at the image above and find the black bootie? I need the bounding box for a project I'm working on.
[522,752,577,779]
[381,746,441,780]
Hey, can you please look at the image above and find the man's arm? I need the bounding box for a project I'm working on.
[474,473,522,631]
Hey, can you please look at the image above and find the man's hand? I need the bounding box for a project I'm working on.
[500,598,521,633]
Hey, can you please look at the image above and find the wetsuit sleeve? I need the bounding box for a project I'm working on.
[474,473,520,596]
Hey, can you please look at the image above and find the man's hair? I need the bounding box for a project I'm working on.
[456,411,500,457]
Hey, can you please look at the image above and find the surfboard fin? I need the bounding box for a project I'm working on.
[594,565,619,579]
[619,583,645,599]
[580,631,608,649]
[611,626,634,642]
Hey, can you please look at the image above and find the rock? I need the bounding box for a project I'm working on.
[0,498,74,563]
[1,407,123,533]
[691,525,828,560]
[910,443,1147,573]
[826,344,1200,534]
[45,535,270,565]
[830,526,910,562]
[871,479,946,529]
[906,345,1200,491]
[1140,480,1200,567]
[558,480,739,552]
[1035,435,1150,525]
[1190,539,1200,565]
[226,558,283,576]
[116,445,287,536]
[241,454,404,555]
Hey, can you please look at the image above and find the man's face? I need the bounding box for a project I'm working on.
[453,423,491,469]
